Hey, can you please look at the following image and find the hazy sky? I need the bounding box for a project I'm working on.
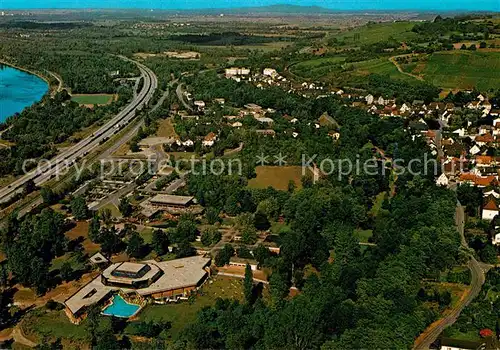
[2,0,499,11]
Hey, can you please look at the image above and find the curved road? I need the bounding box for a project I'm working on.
[413,203,487,350]
[0,58,158,204]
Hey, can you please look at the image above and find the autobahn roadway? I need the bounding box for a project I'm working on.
[413,202,488,350]
[0,57,158,204]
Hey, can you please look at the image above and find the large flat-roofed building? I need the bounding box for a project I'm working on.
[149,194,194,209]
[64,256,211,324]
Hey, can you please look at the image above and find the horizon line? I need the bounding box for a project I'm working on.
[1,7,499,13]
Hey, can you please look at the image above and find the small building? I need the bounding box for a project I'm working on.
[492,232,500,246]
[89,252,109,266]
[256,129,276,137]
[194,100,206,110]
[263,68,277,77]
[150,194,195,209]
[228,257,258,271]
[436,173,449,187]
[202,132,217,147]
[255,116,274,124]
[482,198,499,221]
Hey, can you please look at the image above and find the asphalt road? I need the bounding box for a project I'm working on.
[413,203,488,350]
[175,83,193,111]
[0,57,158,204]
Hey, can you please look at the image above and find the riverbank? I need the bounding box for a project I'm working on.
[0,63,51,122]
[0,59,62,96]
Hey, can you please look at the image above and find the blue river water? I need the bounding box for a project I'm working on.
[0,65,49,123]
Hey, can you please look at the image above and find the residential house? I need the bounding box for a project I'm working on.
[484,190,500,199]
[194,100,206,110]
[365,94,374,105]
[475,133,494,146]
[492,232,500,245]
[469,144,481,156]
[256,129,276,137]
[483,197,499,221]
[436,173,449,187]
[263,68,277,77]
[475,155,493,167]
[202,132,217,147]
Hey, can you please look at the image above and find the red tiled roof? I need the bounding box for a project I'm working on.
[475,176,497,187]
[475,133,494,143]
[475,155,493,164]
[483,198,498,211]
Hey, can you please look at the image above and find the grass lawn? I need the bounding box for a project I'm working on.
[445,329,482,342]
[156,119,178,138]
[369,192,387,217]
[353,229,373,243]
[330,21,418,46]
[422,51,500,91]
[139,227,154,244]
[134,277,246,338]
[22,308,88,343]
[49,253,85,272]
[248,165,304,191]
[71,94,115,105]
[65,221,100,255]
[99,203,121,219]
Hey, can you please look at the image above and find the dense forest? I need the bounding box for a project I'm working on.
[167,32,289,46]
[0,42,139,93]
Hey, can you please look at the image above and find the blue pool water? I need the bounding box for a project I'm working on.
[102,295,141,318]
[0,65,49,123]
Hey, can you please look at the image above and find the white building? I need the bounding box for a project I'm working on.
[194,100,206,109]
[263,68,277,77]
[365,94,374,105]
[482,198,499,221]
[436,173,449,187]
[492,232,500,245]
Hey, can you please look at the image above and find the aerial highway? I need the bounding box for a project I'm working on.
[0,58,158,204]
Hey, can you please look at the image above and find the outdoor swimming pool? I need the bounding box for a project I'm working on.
[101,295,141,318]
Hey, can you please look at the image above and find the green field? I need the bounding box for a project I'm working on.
[349,58,417,82]
[71,94,114,105]
[421,51,500,91]
[290,56,346,79]
[330,22,418,46]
